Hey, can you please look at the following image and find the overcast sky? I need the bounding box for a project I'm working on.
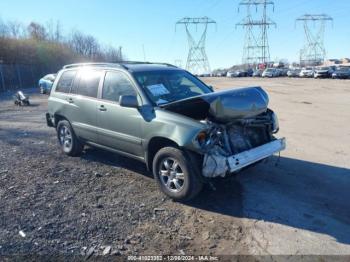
[0,0,349,69]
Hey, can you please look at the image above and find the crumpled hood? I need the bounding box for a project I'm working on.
[161,87,269,122]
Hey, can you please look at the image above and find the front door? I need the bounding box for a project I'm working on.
[97,71,143,157]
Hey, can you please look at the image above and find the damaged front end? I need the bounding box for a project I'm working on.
[198,109,285,178]
[162,87,286,178]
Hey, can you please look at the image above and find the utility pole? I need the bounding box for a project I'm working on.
[176,17,216,75]
[296,14,333,66]
[119,47,123,62]
[236,0,276,67]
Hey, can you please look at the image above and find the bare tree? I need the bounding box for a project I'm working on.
[46,20,62,42]
[27,22,47,40]
[69,30,101,60]
[0,18,8,37]
[102,45,123,62]
[7,21,26,39]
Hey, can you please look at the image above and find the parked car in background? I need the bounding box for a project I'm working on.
[198,73,211,77]
[299,67,315,78]
[226,71,235,78]
[287,68,301,77]
[314,66,334,79]
[39,74,57,94]
[262,68,278,78]
[253,69,264,77]
[46,62,285,200]
[232,70,248,77]
[214,71,227,77]
[246,68,254,77]
[278,68,289,77]
[227,69,253,78]
[332,67,350,79]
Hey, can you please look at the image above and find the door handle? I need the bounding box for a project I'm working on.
[67,98,74,104]
[99,105,107,112]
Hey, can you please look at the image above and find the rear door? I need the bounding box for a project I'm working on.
[96,70,143,157]
[68,69,104,142]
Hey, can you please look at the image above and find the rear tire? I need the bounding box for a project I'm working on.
[153,147,203,201]
[57,120,84,156]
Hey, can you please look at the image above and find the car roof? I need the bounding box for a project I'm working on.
[123,63,181,72]
[62,62,181,73]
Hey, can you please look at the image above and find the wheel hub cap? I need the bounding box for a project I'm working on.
[159,158,185,193]
[59,126,72,151]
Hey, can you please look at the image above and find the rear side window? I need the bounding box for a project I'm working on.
[55,70,77,93]
[102,71,136,103]
[75,70,103,98]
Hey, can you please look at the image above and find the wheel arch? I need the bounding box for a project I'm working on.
[146,137,179,171]
[53,114,69,128]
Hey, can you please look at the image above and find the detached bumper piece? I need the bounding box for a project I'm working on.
[203,138,286,178]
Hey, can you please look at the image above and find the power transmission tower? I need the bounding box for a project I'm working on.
[176,17,216,75]
[296,14,333,66]
[236,0,276,67]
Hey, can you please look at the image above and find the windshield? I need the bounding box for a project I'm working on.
[133,70,212,105]
[265,69,274,72]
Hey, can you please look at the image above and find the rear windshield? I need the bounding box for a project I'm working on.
[133,70,212,105]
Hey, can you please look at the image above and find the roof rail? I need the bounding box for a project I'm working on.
[62,62,178,70]
[122,61,178,68]
[63,63,122,69]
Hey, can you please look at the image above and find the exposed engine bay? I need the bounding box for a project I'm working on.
[198,109,279,177]
[162,86,285,178]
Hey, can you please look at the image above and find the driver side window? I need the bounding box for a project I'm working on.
[102,71,136,103]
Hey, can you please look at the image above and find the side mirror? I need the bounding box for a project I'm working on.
[119,95,139,108]
[208,85,214,91]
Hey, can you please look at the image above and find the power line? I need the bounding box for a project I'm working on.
[176,17,216,75]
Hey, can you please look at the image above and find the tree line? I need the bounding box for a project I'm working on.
[0,18,124,74]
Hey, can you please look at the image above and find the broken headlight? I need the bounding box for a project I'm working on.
[196,127,224,150]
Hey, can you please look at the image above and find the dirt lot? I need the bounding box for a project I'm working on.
[0,77,349,257]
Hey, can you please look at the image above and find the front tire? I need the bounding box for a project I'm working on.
[153,147,203,201]
[57,120,84,156]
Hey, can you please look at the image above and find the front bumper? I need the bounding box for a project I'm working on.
[203,138,286,178]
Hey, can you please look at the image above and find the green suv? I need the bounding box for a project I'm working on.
[47,62,285,200]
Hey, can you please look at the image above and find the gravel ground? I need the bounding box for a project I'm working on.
[0,89,246,258]
[0,77,349,258]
